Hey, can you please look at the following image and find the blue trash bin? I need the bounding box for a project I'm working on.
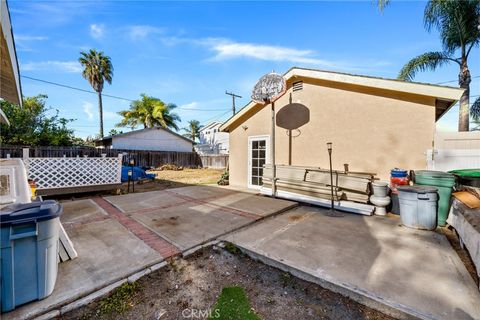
[0,200,63,312]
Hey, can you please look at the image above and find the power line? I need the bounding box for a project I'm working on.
[21,75,134,102]
[20,75,230,112]
[203,110,231,124]
[435,75,480,85]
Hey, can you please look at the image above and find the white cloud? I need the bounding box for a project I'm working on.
[179,102,198,110]
[15,35,48,41]
[198,38,390,71]
[205,39,335,67]
[14,35,48,51]
[90,24,105,40]
[126,25,165,40]
[82,101,94,121]
[21,60,82,73]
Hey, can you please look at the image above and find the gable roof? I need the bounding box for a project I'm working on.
[220,67,464,132]
[95,127,194,144]
[200,121,222,132]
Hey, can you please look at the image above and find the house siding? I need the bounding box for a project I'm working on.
[198,122,230,154]
[229,80,436,188]
[112,129,193,152]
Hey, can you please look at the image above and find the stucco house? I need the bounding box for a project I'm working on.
[95,127,194,152]
[195,121,229,154]
[220,67,464,189]
[1,0,22,124]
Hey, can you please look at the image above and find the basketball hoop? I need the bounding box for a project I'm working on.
[251,72,286,104]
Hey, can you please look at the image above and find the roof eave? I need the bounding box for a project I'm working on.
[220,67,465,132]
[1,0,22,107]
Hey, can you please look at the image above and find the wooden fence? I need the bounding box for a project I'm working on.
[199,154,229,169]
[0,146,202,168]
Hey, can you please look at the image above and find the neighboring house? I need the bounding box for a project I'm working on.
[195,121,229,154]
[220,67,463,189]
[0,0,22,124]
[95,127,194,152]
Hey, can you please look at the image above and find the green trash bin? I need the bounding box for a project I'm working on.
[448,168,480,187]
[414,170,456,226]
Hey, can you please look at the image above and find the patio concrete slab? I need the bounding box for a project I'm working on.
[104,190,186,213]
[165,185,238,200]
[131,202,254,251]
[208,192,297,217]
[224,206,480,320]
[59,199,108,224]
[3,202,163,320]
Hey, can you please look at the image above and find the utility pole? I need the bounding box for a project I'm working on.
[225,91,242,115]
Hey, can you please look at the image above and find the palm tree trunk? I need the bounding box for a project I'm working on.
[98,91,104,138]
[458,63,471,132]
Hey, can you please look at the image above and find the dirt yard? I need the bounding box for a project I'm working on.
[64,245,395,320]
[125,168,225,193]
[152,168,224,186]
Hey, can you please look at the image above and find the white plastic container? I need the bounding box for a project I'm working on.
[0,159,31,208]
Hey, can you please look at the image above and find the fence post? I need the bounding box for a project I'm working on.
[117,154,124,183]
[22,148,29,160]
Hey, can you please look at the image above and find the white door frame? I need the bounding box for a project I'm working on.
[247,135,270,189]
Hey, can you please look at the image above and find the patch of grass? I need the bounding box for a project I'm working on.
[223,242,241,255]
[98,282,139,316]
[217,170,229,185]
[209,286,260,320]
[280,272,293,288]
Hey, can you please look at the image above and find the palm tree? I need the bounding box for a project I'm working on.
[116,94,180,130]
[378,0,480,131]
[182,120,203,142]
[79,49,113,138]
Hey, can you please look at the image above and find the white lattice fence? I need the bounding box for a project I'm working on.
[24,155,123,190]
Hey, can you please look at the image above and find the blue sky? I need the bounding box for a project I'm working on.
[9,0,480,138]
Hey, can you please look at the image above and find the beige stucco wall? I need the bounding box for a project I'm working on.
[229,79,436,188]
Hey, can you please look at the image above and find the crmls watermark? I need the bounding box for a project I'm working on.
[181,308,220,319]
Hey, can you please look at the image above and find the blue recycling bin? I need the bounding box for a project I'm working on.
[0,200,63,312]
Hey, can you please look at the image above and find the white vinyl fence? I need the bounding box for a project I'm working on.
[426,149,480,172]
[23,153,123,192]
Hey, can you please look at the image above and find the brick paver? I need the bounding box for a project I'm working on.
[92,197,180,259]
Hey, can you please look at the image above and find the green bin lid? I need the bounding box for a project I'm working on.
[448,169,480,177]
[415,170,455,180]
[398,185,438,194]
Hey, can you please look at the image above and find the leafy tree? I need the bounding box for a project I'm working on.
[182,120,203,142]
[116,94,180,130]
[79,49,113,138]
[0,95,79,146]
[108,129,122,136]
[377,0,480,131]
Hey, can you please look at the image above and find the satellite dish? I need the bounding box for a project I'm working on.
[276,103,310,130]
[251,72,287,105]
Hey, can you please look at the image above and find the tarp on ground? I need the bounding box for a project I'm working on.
[121,166,156,182]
